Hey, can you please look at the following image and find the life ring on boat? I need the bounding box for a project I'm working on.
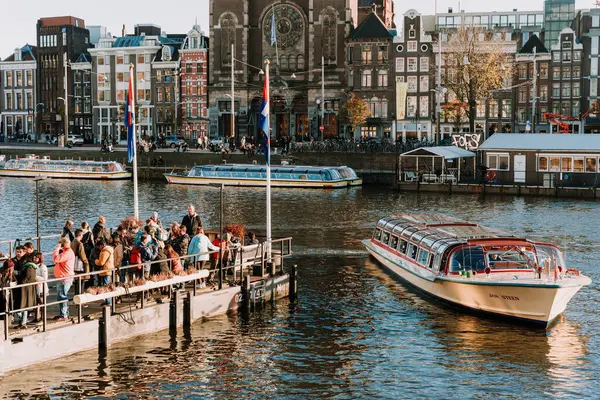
[485,170,497,181]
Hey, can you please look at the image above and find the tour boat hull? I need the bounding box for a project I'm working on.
[164,173,350,188]
[363,239,590,326]
[0,169,132,180]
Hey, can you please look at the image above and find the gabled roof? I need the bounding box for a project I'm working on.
[518,34,548,54]
[401,146,476,159]
[480,133,600,152]
[74,52,91,63]
[348,11,392,40]
[3,44,37,62]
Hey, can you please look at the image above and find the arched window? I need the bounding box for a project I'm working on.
[281,55,288,71]
[220,13,237,67]
[162,46,172,62]
[321,9,337,64]
[288,55,297,71]
[297,54,305,70]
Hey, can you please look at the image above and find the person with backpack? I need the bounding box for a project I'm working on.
[133,234,157,280]
[95,239,114,305]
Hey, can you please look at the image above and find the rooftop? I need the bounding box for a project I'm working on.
[348,11,392,40]
[480,133,600,151]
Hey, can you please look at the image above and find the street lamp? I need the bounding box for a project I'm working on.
[57,97,67,145]
[33,103,44,143]
[34,176,47,250]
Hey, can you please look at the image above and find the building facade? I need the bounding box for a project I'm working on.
[70,53,92,141]
[0,45,37,141]
[544,0,575,49]
[179,24,209,140]
[36,16,89,138]
[393,10,434,142]
[358,0,395,28]
[208,0,355,142]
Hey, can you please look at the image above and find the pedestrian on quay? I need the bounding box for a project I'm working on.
[81,221,95,257]
[71,229,90,293]
[247,231,259,245]
[32,252,48,323]
[15,258,38,328]
[52,237,75,321]
[61,220,75,242]
[93,216,111,246]
[95,239,114,305]
[9,246,26,323]
[112,234,124,282]
[170,224,190,257]
[165,244,183,275]
[23,242,35,258]
[0,256,15,321]
[188,227,219,270]
[137,234,158,279]
[181,204,203,237]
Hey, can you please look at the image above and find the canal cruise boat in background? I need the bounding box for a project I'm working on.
[164,164,363,188]
[0,156,131,180]
[363,214,591,326]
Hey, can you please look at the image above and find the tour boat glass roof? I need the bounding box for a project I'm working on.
[5,159,125,173]
[189,164,357,182]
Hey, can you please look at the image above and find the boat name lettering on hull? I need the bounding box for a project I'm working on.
[489,293,520,301]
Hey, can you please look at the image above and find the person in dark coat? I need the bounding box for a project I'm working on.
[61,220,75,242]
[181,205,203,237]
[81,221,95,257]
[92,216,111,246]
[0,258,15,320]
[17,261,38,328]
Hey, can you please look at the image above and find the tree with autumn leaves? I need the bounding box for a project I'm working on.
[343,93,371,135]
[440,25,512,134]
[441,100,469,134]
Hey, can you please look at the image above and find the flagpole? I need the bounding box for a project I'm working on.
[265,59,272,261]
[271,5,279,71]
[130,63,139,219]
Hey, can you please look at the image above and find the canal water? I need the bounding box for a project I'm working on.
[0,179,598,398]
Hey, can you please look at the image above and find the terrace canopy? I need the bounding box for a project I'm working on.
[399,146,476,181]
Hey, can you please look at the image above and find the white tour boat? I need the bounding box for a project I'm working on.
[363,214,591,326]
[164,164,362,188]
[0,156,131,180]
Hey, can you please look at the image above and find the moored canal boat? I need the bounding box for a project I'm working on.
[0,156,131,180]
[362,214,591,326]
[164,164,362,188]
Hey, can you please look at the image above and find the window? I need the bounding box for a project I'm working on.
[374,229,382,241]
[377,46,387,62]
[419,76,429,92]
[117,55,124,64]
[561,157,572,172]
[573,51,581,61]
[16,71,22,86]
[538,156,548,171]
[137,54,145,64]
[417,249,429,266]
[540,85,548,102]
[476,101,486,118]
[592,58,599,76]
[553,52,561,62]
[407,41,417,52]
[361,70,372,87]
[449,246,485,273]
[157,88,163,102]
[573,66,580,79]
[573,82,580,97]
[5,71,12,87]
[407,244,418,259]
[26,70,33,86]
[420,57,429,72]
[562,66,570,79]
[407,76,417,92]
[396,57,404,72]
[487,153,510,170]
[398,239,408,253]
[592,78,598,97]
[519,86,528,103]
[347,70,354,87]
[407,96,417,117]
[501,100,511,117]
[362,46,372,63]
[407,57,417,72]
[552,66,560,79]
[586,157,597,172]
[420,96,429,117]
[518,108,526,122]
[549,156,560,172]
[490,101,499,118]
[562,51,571,62]
[377,70,388,87]
[97,56,105,65]
[322,10,338,63]
[562,83,571,98]
[390,235,399,249]
[573,157,584,172]
[382,231,390,245]
[519,64,527,79]
[540,63,548,79]
[552,83,560,98]
[573,101,580,117]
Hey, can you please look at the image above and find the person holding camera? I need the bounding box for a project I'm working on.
[52,237,75,321]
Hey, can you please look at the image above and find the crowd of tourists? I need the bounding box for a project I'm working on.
[0,204,260,328]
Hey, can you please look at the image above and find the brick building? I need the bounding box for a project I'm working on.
[358,0,395,28]
[179,23,209,140]
[36,16,89,140]
[0,45,37,141]
[70,52,92,141]
[209,0,355,141]
[347,10,395,140]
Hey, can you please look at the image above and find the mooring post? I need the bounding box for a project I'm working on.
[183,291,193,327]
[99,305,111,351]
[289,264,297,301]
[243,274,251,311]
[170,289,182,329]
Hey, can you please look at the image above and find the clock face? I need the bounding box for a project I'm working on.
[264,6,304,50]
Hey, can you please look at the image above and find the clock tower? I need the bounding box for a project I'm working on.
[209,0,357,141]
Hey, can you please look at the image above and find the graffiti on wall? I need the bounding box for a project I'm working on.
[451,133,482,151]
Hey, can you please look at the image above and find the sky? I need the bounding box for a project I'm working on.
[0,0,596,58]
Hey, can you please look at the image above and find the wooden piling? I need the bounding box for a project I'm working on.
[290,264,298,301]
[183,291,193,327]
[243,274,251,310]
[99,305,111,351]
[170,290,182,329]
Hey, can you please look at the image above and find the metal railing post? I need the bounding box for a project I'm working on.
[42,284,47,332]
[280,240,284,275]
[4,288,9,340]
[78,277,82,323]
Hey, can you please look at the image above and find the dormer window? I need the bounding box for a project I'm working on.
[14,49,22,62]
[162,46,172,62]
[408,24,416,39]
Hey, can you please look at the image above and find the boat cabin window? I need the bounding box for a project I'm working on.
[417,248,429,266]
[398,239,408,254]
[382,231,390,245]
[449,246,486,273]
[407,244,418,259]
[534,245,566,270]
[390,235,399,249]
[374,229,382,241]
[486,246,536,270]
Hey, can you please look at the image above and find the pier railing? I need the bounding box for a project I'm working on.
[0,237,293,340]
[0,234,61,260]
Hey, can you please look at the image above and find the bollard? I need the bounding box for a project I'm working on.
[170,290,182,329]
[289,264,298,301]
[99,305,111,351]
[269,262,276,277]
[183,291,193,327]
[243,274,251,311]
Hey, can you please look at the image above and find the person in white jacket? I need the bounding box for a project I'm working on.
[188,227,220,269]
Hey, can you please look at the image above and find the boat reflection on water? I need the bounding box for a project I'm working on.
[364,257,590,396]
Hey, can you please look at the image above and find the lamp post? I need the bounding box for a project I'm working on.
[57,96,67,145]
[291,57,326,141]
[228,54,264,143]
[62,52,69,147]
[34,177,47,250]
[33,103,44,143]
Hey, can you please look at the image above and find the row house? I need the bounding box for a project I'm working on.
[347,10,395,140]
[0,45,37,141]
[36,16,89,138]
[393,10,434,142]
[152,38,183,137]
[179,23,209,140]
[70,53,92,141]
